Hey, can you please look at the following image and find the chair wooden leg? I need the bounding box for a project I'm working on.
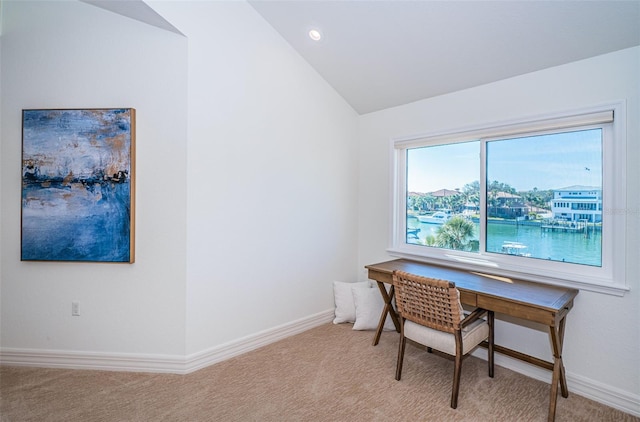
[451,331,463,409]
[395,319,406,381]
[488,311,495,378]
[451,353,462,409]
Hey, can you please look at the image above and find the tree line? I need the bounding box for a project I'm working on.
[408,181,554,215]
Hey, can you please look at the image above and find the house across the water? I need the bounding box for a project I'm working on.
[550,185,602,223]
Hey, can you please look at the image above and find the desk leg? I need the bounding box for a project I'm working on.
[372,281,400,346]
[547,315,569,422]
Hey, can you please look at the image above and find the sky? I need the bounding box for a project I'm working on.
[407,128,602,193]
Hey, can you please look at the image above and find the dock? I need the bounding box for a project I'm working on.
[540,219,596,237]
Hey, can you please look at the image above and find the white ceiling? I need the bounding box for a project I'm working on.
[84,0,640,115]
[248,0,640,114]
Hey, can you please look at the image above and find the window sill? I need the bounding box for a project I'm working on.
[387,248,630,297]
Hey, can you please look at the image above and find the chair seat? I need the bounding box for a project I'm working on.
[404,318,489,356]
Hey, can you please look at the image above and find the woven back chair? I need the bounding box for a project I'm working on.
[392,270,494,409]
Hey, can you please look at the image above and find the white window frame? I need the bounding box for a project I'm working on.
[389,101,628,296]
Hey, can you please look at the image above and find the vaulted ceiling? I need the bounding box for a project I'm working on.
[84,0,640,114]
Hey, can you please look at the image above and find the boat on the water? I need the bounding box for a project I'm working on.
[501,241,531,256]
[418,211,452,224]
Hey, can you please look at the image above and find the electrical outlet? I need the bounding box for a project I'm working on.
[72,301,80,316]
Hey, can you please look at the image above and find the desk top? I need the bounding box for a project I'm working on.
[365,259,578,314]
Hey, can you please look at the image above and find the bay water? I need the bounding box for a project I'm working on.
[409,219,602,267]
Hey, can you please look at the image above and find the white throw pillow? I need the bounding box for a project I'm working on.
[352,286,397,331]
[333,281,371,324]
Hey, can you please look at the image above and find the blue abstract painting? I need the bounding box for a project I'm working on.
[21,109,135,262]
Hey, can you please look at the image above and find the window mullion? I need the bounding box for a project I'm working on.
[479,139,487,255]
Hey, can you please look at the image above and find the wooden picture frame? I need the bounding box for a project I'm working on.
[21,108,135,263]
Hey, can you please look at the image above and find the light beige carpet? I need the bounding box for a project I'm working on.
[1,323,637,421]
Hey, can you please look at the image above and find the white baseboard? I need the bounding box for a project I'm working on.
[2,310,637,418]
[183,309,335,373]
[472,350,640,417]
[0,347,186,373]
[0,309,335,375]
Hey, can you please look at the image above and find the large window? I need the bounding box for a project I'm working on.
[392,103,627,294]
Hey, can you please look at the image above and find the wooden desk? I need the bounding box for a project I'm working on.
[365,259,579,422]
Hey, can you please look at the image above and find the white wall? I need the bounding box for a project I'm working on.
[357,47,640,410]
[150,1,359,355]
[0,0,189,357]
[1,0,359,367]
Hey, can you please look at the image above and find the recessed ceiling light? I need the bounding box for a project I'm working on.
[308,29,322,41]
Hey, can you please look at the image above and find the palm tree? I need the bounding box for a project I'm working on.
[436,216,476,251]
[407,192,437,213]
[462,181,480,216]
[422,235,437,246]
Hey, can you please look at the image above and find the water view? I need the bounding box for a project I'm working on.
[408,217,602,267]
[405,128,604,268]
